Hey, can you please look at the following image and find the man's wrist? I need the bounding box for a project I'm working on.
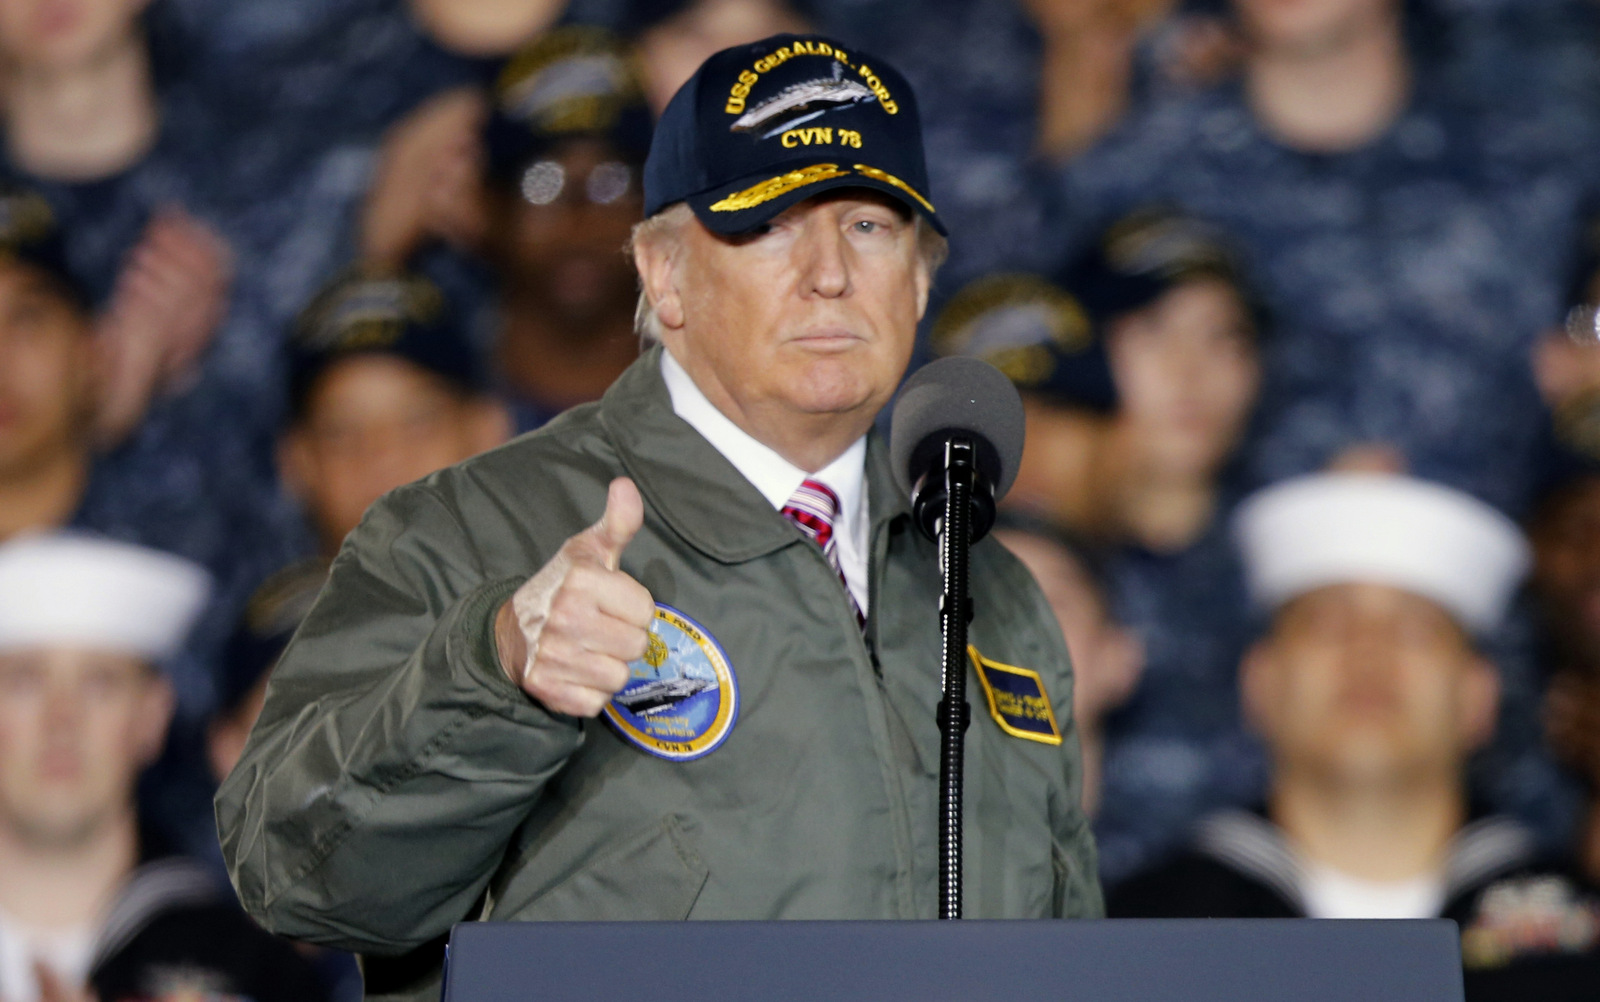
[494,597,526,686]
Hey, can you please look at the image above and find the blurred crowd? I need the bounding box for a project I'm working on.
[2,0,1600,998]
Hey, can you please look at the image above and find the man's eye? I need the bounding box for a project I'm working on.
[853,220,879,233]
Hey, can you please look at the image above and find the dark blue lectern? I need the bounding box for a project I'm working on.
[441,919,1464,1001]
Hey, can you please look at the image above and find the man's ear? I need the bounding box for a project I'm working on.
[634,233,686,332]
[1459,655,1502,753]
[1240,638,1279,739]
[277,432,314,504]
[134,674,177,769]
[467,398,513,452]
[913,253,932,322]
[73,323,103,429]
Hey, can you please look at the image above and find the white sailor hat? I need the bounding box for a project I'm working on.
[1234,473,1530,634]
[0,533,211,662]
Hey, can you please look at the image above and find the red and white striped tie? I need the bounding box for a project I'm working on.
[781,478,866,630]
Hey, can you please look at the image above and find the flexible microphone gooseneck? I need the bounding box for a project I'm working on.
[889,357,1025,920]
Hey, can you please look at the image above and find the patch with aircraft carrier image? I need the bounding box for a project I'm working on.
[603,604,740,762]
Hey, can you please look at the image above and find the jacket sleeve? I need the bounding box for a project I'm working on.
[215,482,584,954]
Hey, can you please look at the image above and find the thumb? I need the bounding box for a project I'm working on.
[575,477,644,570]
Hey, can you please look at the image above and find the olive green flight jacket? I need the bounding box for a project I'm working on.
[216,347,1101,1001]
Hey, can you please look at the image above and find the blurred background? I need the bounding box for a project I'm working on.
[2,0,1600,999]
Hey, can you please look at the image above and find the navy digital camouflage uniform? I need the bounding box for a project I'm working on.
[1048,68,1594,877]
[1052,74,1594,515]
[1095,507,1268,887]
[4,0,482,861]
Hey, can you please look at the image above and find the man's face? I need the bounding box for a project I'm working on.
[280,356,508,553]
[1106,278,1259,480]
[1232,0,1396,55]
[0,262,94,480]
[0,646,171,848]
[651,193,928,443]
[635,0,810,113]
[487,139,644,326]
[1530,477,1600,674]
[1244,583,1498,787]
[0,0,149,70]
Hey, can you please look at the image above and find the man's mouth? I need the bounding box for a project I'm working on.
[789,328,863,350]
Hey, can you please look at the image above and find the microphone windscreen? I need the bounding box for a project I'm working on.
[889,356,1025,501]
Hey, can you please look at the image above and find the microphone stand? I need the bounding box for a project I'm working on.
[931,438,975,920]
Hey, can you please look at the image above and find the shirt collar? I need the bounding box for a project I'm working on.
[660,349,865,524]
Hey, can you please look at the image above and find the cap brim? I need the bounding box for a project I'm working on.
[685,157,947,237]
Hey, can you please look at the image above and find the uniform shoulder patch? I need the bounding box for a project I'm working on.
[603,604,739,761]
[968,645,1062,746]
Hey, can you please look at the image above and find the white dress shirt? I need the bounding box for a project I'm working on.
[660,350,870,615]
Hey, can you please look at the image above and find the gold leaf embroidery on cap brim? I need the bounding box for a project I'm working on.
[708,163,851,212]
[852,163,935,213]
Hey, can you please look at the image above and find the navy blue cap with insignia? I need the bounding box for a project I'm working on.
[484,26,653,183]
[932,208,1261,409]
[643,33,946,236]
[287,269,486,419]
[0,183,85,308]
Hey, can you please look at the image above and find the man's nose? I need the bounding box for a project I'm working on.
[43,678,84,730]
[797,221,851,299]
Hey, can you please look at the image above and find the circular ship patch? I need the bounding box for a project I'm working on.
[603,604,738,761]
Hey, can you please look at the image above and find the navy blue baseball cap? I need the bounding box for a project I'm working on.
[484,26,653,182]
[643,33,946,237]
[287,268,486,419]
[932,208,1261,410]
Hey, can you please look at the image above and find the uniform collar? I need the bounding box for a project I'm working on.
[1194,806,1540,918]
[599,345,907,565]
[659,348,866,525]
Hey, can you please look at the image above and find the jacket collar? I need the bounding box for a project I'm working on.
[600,345,911,565]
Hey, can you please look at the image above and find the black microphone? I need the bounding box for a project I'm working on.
[889,356,1026,543]
[887,356,1026,920]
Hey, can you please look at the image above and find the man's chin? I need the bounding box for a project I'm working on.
[12,810,106,849]
[782,358,888,416]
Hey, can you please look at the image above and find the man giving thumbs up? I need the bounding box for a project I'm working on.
[217,34,1100,1002]
[495,478,655,718]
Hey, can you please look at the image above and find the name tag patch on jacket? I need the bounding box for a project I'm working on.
[969,646,1062,746]
[603,604,739,761]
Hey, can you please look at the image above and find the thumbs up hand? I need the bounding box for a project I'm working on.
[495,478,657,717]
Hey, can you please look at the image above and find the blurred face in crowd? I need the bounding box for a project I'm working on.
[995,528,1143,730]
[0,0,150,71]
[635,0,809,112]
[638,193,931,455]
[0,261,94,480]
[0,647,171,848]
[1530,476,1600,674]
[1244,583,1498,789]
[486,139,644,327]
[407,0,564,57]
[1105,277,1259,481]
[1233,0,1397,56]
[280,356,509,553]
